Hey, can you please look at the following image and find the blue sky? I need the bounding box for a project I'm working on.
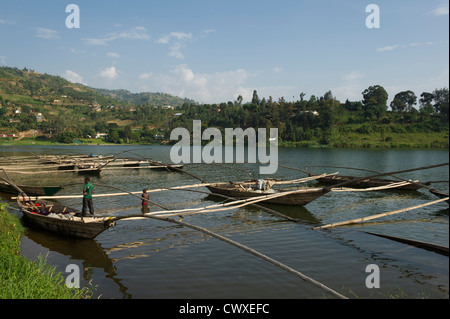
[1,0,448,104]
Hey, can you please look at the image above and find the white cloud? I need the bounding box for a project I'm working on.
[83,27,150,45]
[342,71,364,82]
[148,64,252,103]
[99,66,119,79]
[330,71,366,101]
[273,67,282,73]
[157,32,193,59]
[107,52,120,58]
[0,19,13,25]
[201,29,215,37]
[157,32,192,44]
[430,2,449,16]
[377,42,438,52]
[0,56,6,65]
[62,70,85,85]
[377,45,400,52]
[35,27,59,39]
[139,72,153,80]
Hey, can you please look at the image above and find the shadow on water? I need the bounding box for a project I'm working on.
[204,193,321,226]
[23,227,132,299]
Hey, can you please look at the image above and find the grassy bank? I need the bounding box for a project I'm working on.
[0,203,93,299]
[280,131,449,149]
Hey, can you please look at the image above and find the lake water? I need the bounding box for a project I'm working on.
[1,145,448,299]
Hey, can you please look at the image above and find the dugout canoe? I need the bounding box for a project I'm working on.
[312,174,426,190]
[206,183,327,206]
[0,180,62,196]
[17,197,116,239]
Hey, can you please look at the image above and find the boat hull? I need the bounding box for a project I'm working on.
[315,175,423,190]
[19,199,115,239]
[0,182,62,196]
[429,189,449,204]
[206,185,326,206]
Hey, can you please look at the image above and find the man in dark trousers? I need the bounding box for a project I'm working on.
[141,188,150,214]
[82,176,94,216]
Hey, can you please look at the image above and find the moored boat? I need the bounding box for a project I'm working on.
[206,182,328,206]
[312,174,426,190]
[17,197,116,239]
[0,180,62,196]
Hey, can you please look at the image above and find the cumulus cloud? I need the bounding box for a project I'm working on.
[35,27,59,39]
[62,70,85,85]
[148,64,252,103]
[99,66,119,79]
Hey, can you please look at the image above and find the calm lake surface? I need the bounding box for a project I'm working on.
[1,145,448,299]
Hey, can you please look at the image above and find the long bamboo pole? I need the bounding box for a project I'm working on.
[13,173,336,200]
[287,162,449,191]
[116,213,348,299]
[307,165,440,191]
[312,197,449,230]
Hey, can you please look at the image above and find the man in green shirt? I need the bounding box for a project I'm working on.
[82,177,94,216]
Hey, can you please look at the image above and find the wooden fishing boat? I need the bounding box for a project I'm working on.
[0,180,62,196]
[17,197,116,239]
[429,188,449,204]
[206,183,327,206]
[312,174,426,190]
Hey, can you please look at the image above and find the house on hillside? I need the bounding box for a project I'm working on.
[95,132,107,139]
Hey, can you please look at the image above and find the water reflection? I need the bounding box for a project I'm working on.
[24,228,132,298]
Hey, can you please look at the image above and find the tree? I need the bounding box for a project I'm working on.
[390,90,417,112]
[362,85,388,119]
[433,88,449,116]
[323,90,334,101]
[251,90,260,105]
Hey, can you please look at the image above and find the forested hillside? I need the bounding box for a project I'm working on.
[0,66,448,148]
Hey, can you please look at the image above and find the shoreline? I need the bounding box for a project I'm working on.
[1,140,448,149]
[0,204,94,299]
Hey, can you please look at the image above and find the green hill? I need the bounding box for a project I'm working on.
[0,66,194,144]
[93,88,195,108]
[0,66,448,148]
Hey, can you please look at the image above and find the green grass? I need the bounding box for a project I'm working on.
[280,131,449,149]
[0,203,94,299]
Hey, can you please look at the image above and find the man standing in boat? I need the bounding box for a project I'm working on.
[141,188,149,214]
[82,176,94,216]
